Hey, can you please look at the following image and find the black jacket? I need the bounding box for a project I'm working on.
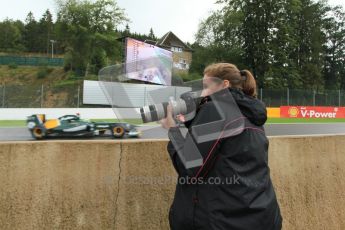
[167,87,282,230]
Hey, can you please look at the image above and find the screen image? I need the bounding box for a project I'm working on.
[125,38,173,86]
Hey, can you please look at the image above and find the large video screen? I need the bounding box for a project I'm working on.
[125,38,173,86]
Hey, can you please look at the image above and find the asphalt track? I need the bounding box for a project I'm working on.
[0,123,345,141]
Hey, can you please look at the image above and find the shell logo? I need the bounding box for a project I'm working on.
[288,107,299,117]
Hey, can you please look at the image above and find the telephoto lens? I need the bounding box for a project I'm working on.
[140,91,202,123]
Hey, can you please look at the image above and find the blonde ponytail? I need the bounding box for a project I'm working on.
[240,70,257,98]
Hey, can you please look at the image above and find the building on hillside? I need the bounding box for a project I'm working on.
[154,31,193,73]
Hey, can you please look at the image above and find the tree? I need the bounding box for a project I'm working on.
[0,19,23,52]
[293,0,328,90]
[148,28,156,40]
[193,8,244,75]
[323,6,345,90]
[38,10,54,55]
[194,0,344,90]
[24,12,39,52]
[265,0,302,89]
[13,20,26,51]
[123,23,130,37]
[55,0,128,74]
[196,0,279,87]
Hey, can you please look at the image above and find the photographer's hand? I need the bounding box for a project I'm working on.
[158,104,177,129]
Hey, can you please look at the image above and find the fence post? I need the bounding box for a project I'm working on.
[287,88,290,106]
[313,90,316,106]
[260,88,263,101]
[339,90,341,107]
[143,86,147,106]
[2,84,5,108]
[40,84,44,108]
[77,86,80,108]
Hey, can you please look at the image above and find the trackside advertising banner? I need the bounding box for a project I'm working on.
[280,106,345,118]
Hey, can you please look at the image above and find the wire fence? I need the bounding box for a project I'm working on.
[0,56,64,66]
[0,84,345,108]
[0,84,83,108]
[258,88,345,107]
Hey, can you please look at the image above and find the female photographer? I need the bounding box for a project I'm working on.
[159,63,283,230]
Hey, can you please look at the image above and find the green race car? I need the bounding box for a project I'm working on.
[26,114,142,140]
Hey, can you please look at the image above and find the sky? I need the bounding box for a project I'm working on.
[0,0,344,43]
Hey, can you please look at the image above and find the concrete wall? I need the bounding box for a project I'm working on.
[0,136,344,229]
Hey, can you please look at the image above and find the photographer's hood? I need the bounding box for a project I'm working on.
[228,87,267,126]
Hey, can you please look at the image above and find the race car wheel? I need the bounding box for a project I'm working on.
[111,126,125,138]
[31,126,46,140]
